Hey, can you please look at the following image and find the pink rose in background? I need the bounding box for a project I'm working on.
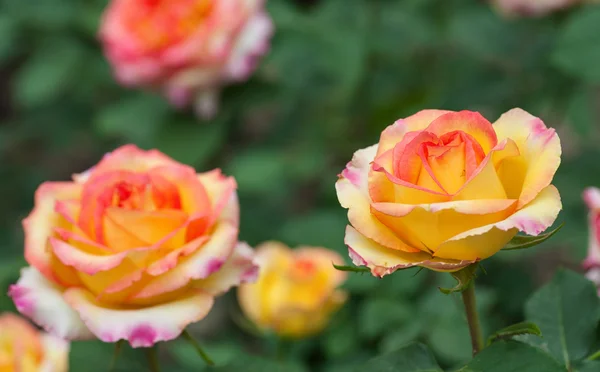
[583,187,600,292]
[100,0,273,118]
[491,0,578,16]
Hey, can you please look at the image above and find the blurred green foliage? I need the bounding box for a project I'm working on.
[1,0,600,370]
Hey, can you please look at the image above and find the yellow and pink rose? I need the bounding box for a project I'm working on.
[238,242,347,338]
[336,109,562,276]
[9,145,257,347]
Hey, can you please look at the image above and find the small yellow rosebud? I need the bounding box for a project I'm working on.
[238,242,348,339]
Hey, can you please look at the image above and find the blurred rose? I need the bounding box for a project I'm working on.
[491,0,578,17]
[583,187,600,291]
[0,313,69,372]
[238,242,347,338]
[9,145,257,347]
[100,0,273,118]
[336,109,562,277]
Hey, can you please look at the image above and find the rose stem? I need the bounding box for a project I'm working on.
[182,330,215,366]
[145,346,161,372]
[461,280,484,356]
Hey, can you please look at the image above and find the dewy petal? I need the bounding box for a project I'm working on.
[425,111,498,154]
[493,108,561,208]
[63,288,214,348]
[194,241,259,296]
[583,187,600,269]
[8,267,93,340]
[23,182,82,282]
[435,185,562,261]
[377,110,452,156]
[336,148,422,253]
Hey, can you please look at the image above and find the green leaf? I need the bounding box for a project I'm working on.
[552,7,600,83]
[487,321,542,346]
[522,269,600,369]
[355,342,442,372]
[458,341,566,372]
[576,361,600,372]
[333,264,370,273]
[501,223,564,251]
[439,264,478,294]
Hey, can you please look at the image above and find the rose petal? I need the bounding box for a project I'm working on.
[195,241,259,295]
[377,110,452,156]
[89,145,182,175]
[24,182,82,282]
[493,108,561,208]
[583,187,600,269]
[344,225,472,277]
[129,222,239,300]
[8,267,93,340]
[39,334,69,372]
[425,110,498,154]
[434,185,562,260]
[63,288,214,348]
[336,152,423,253]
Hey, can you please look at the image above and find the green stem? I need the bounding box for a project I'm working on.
[109,340,125,371]
[586,349,600,361]
[182,330,215,366]
[461,281,484,356]
[145,347,160,372]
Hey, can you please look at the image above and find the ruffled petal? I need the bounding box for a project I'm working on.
[493,108,561,208]
[8,267,93,340]
[435,185,562,260]
[63,288,214,347]
[195,242,259,295]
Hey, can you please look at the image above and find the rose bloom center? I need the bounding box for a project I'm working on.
[128,0,215,52]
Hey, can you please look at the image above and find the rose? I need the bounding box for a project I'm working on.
[336,109,562,276]
[238,242,347,338]
[99,0,273,118]
[9,145,258,347]
[491,0,578,16]
[0,313,69,372]
[583,187,600,291]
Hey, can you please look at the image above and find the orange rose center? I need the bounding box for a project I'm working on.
[290,259,317,282]
[128,0,215,52]
[395,130,486,194]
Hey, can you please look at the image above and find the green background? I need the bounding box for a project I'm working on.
[1,0,600,370]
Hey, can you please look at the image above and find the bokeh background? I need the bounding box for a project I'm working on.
[1,0,599,370]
